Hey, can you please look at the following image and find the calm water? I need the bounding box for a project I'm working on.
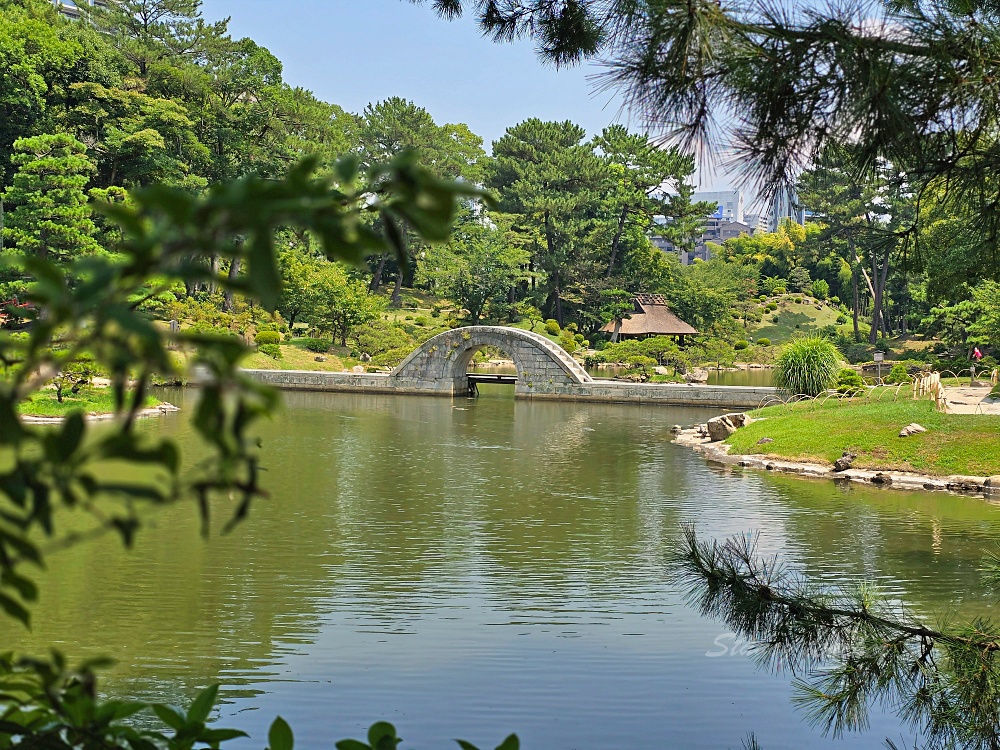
[3,386,999,749]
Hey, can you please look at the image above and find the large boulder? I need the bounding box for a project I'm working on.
[706,415,737,442]
[705,413,753,442]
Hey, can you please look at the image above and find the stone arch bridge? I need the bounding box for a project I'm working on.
[391,326,592,396]
[244,325,774,407]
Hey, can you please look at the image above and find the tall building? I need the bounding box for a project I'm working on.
[692,189,745,224]
[53,0,107,20]
[768,187,806,232]
[651,217,755,265]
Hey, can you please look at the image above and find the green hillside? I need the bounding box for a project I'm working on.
[752,295,843,344]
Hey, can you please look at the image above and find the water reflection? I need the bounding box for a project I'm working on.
[1,387,997,749]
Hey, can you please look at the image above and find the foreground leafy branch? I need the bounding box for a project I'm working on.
[671,526,1000,749]
[0,152,517,748]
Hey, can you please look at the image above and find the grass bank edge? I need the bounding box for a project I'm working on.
[19,386,162,418]
[725,399,1000,478]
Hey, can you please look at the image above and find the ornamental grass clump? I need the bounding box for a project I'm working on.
[774,337,842,396]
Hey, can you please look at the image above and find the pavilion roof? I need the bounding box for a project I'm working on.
[599,294,698,336]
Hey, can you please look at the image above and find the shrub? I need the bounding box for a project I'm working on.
[774,337,842,396]
[544,319,560,336]
[734,340,749,350]
[794,296,803,304]
[836,367,865,394]
[773,286,787,295]
[756,337,771,347]
[811,279,830,300]
[759,295,768,302]
[414,315,429,326]
[885,362,910,384]
[355,324,412,356]
[836,314,848,325]
[258,343,282,359]
[254,330,281,345]
[766,303,778,312]
[430,307,441,318]
[302,337,331,353]
[574,333,584,344]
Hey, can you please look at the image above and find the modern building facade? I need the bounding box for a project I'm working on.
[53,0,107,20]
[652,216,755,265]
[692,189,745,224]
[768,187,806,232]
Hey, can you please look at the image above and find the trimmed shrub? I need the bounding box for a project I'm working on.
[756,338,771,347]
[255,331,281,345]
[414,315,429,326]
[766,303,778,312]
[836,367,865,394]
[302,337,331,353]
[836,314,848,325]
[774,337,842,396]
[885,363,910,384]
[734,340,749,351]
[773,286,787,295]
[544,319,560,336]
[258,343,282,359]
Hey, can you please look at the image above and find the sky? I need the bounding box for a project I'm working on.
[197,0,734,191]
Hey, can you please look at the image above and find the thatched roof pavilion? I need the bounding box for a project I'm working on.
[600,294,698,342]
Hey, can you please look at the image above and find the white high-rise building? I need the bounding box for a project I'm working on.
[768,187,806,232]
[692,189,745,224]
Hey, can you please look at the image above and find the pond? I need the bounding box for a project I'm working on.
[3,386,998,749]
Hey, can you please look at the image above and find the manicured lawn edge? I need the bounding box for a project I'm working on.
[719,398,1000,478]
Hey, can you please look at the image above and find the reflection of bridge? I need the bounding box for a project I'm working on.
[244,326,776,408]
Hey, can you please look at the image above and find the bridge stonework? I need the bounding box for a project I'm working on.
[391,326,592,396]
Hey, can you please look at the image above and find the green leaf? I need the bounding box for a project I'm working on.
[495,734,519,750]
[186,684,218,724]
[0,592,30,627]
[151,704,186,731]
[455,741,481,750]
[200,727,249,742]
[334,741,372,750]
[267,715,294,750]
[367,721,400,750]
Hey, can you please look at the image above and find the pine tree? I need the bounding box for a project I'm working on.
[2,133,101,264]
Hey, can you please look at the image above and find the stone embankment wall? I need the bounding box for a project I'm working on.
[241,369,774,409]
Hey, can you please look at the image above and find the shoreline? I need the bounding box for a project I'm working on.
[672,427,1000,497]
[21,402,180,424]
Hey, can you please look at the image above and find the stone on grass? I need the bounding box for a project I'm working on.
[871,473,892,486]
[899,423,927,437]
[352,365,365,373]
[314,356,326,362]
[834,452,856,472]
[706,415,737,442]
[757,437,774,445]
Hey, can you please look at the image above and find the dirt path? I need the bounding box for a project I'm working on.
[942,384,1000,415]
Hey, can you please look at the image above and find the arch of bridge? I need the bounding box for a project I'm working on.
[391,326,592,394]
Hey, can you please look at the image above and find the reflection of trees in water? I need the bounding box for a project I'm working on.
[750,473,1000,619]
[6,389,996,715]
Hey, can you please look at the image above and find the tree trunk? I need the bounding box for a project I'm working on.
[612,319,621,343]
[553,271,563,327]
[369,254,387,292]
[869,248,891,345]
[544,210,563,325]
[605,206,629,278]
[223,257,241,312]
[391,270,403,307]
[852,268,860,342]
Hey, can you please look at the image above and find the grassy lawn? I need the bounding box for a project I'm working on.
[20,386,161,417]
[242,339,350,371]
[752,295,842,344]
[727,398,1000,477]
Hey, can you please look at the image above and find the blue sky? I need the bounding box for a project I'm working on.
[197,0,731,190]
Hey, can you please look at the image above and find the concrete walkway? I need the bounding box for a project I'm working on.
[942,384,1000,414]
